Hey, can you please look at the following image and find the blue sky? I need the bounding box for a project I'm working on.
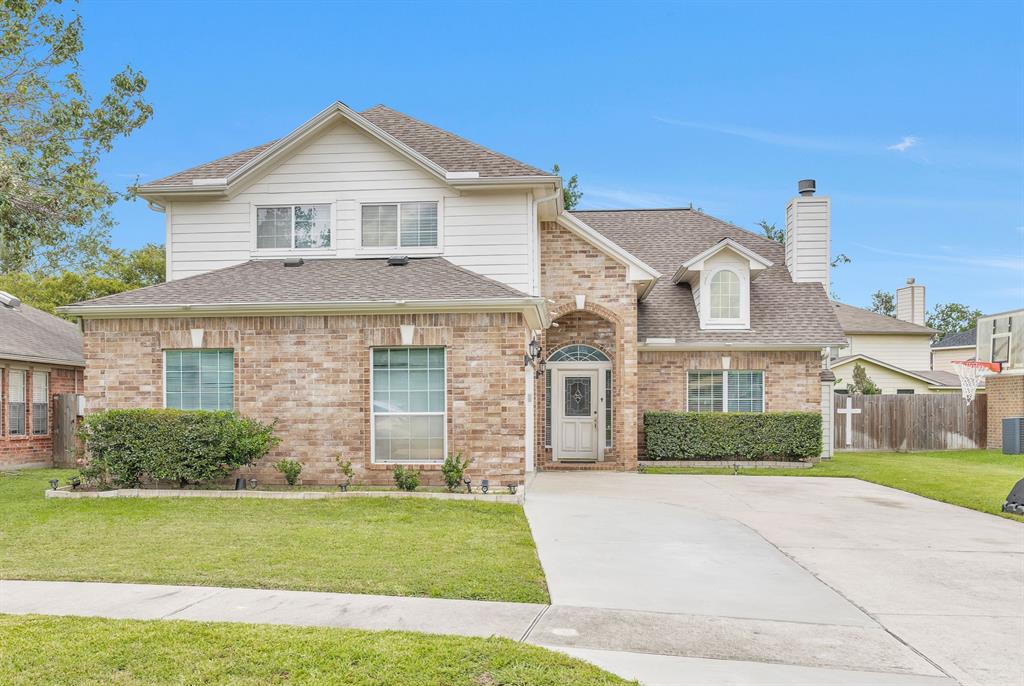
[78,0,1023,313]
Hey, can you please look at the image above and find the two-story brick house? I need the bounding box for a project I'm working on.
[61,102,845,485]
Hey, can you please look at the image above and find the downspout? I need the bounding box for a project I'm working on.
[145,198,171,282]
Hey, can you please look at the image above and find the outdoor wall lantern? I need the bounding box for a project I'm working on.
[481,479,490,494]
[48,479,59,490]
[525,338,542,367]
[508,484,518,495]
[463,478,472,493]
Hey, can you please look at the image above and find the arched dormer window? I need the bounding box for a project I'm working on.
[709,269,741,319]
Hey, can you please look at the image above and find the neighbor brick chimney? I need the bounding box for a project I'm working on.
[896,277,926,325]
[785,179,831,294]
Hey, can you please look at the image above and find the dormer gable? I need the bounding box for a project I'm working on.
[671,238,773,330]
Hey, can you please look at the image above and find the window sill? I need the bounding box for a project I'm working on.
[252,249,336,259]
[355,250,442,258]
[700,320,750,330]
[367,462,444,470]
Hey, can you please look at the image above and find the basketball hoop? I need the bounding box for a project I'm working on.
[952,360,1000,405]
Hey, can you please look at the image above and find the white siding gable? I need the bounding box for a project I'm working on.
[838,334,932,370]
[165,121,533,293]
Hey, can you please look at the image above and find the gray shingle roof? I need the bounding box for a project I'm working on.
[0,296,84,366]
[141,105,549,189]
[571,209,846,347]
[932,327,977,349]
[68,258,529,308]
[832,302,936,335]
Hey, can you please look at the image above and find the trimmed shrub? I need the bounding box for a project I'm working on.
[644,411,821,461]
[441,452,471,492]
[80,409,279,487]
[273,459,303,486]
[393,465,420,492]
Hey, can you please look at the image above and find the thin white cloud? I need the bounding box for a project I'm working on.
[887,136,919,152]
[852,242,1024,272]
[653,116,857,153]
[582,185,688,209]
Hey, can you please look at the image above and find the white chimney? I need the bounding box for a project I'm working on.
[896,277,925,325]
[785,179,831,294]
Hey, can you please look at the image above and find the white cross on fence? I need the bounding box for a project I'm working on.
[836,396,861,447]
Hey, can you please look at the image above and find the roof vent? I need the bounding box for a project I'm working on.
[387,256,409,266]
[0,290,21,309]
[797,179,816,196]
[283,257,304,267]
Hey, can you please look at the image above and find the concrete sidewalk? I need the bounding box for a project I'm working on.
[1,579,956,685]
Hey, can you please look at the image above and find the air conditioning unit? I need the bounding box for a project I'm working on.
[1004,417,1024,455]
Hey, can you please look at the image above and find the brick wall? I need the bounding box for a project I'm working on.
[986,374,1024,450]
[637,349,821,454]
[537,221,639,469]
[0,362,83,469]
[82,312,529,486]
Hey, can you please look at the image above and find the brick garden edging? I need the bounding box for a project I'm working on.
[639,460,814,469]
[45,487,524,504]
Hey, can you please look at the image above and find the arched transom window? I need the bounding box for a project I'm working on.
[709,269,741,319]
[547,344,610,362]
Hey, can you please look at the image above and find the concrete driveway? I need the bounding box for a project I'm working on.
[524,472,1024,686]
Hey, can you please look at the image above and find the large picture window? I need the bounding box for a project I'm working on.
[372,347,446,463]
[687,370,764,413]
[361,202,438,249]
[165,350,234,411]
[8,369,26,435]
[256,204,331,250]
[31,371,48,435]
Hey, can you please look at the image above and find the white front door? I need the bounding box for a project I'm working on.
[557,370,599,460]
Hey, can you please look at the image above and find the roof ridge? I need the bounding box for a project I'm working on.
[144,140,278,187]
[362,104,552,178]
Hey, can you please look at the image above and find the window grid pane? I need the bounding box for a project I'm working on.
[710,270,741,319]
[547,344,610,362]
[31,372,48,435]
[293,204,331,249]
[8,370,26,435]
[726,371,763,412]
[400,202,438,247]
[361,204,399,248]
[256,206,292,249]
[687,371,723,412]
[372,347,445,463]
[544,369,552,447]
[605,369,613,448]
[165,350,233,411]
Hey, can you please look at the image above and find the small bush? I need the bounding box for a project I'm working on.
[393,465,420,491]
[644,411,822,461]
[273,459,303,486]
[80,409,278,487]
[335,456,354,484]
[441,452,471,492]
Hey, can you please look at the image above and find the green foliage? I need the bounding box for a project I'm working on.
[335,455,354,482]
[392,465,421,491]
[441,452,471,492]
[79,409,278,487]
[273,459,302,486]
[0,243,164,316]
[644,411,822,460]
[0,0,152,272]
[552,163,582,210]
[849,362,881,395]
[927,302,982,337]
[869,290,896,317]
[757,219,785,243]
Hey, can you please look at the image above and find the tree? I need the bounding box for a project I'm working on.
[927,303,983,338]
[869,290,896,317]
[757,219,784,243]
[0,0,152,273]
[552,163,582,210]
[0,243,164,316]
[848,363,881,395]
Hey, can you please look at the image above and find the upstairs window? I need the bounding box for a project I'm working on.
[709,269,741,319]
[361,202,438,249]
[256,204,331,250]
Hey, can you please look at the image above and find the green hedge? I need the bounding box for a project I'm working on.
[644,411,821,460]
[80,409,279,487]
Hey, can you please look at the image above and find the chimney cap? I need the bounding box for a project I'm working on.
[797,179,816,196]
[906,277,916,285]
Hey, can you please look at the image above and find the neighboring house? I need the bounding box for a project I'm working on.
[0,291,85,469]
[973,308,1024,449]
[931,328,977,372]
[830,279,961,394]
[60,101,846,485]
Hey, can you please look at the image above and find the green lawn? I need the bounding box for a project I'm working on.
[0,469,548,603]
[0,615,630,686]
[645,450,1024,521]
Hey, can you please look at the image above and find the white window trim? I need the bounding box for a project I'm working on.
[250,201,337,257]
[686,369,766,413]
[31,371,49,436]
[700,267,751,330]
[369,347,448,465]
[162,349,235,411]
[7,368,27,436]
[357,199,444,256]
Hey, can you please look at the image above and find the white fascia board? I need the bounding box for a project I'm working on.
[930,344,976,350]
[59,297,551,330]
[0,352,85,368]
[556,212,661,292]
[638,342,835,352]
[673,239,774,283]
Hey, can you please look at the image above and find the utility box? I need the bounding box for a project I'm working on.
[1003,417,1024,455]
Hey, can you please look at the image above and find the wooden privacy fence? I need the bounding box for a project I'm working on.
[834,392,987,451]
